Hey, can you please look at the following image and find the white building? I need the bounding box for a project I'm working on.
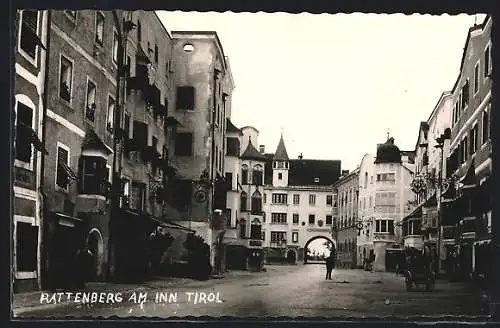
[261,134,341,264]
[357,137,415,272]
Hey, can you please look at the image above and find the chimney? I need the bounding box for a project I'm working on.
[259,145,265,154]
[298,153,303,159]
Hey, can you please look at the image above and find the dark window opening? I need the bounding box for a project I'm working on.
[79,156,107,195]
[95,12,104,45]
[240,192,247,212]
[85,80,97,122]
[16,222,39,272]
[250,222,261,240]
[59,56,73,102]
[15,103,33,163]
[252,170,263,186]
[326,215,333,225]
[241,167,248,184]
[308,214,315,225]
[176,86,195,110]
[56,146,69,190]
[174,132,193,156]
[19,10,39,59]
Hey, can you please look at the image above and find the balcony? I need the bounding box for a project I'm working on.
[269,241,287,249]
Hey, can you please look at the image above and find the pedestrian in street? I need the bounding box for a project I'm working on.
[325,253,335,280]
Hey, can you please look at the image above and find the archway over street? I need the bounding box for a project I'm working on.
[304,236,336,264]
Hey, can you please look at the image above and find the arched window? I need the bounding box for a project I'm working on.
[250,218,261,240]
[241,164,249,184]
[251,191,262,214]
[240,191,247,212]
[252,164,263,186]
[239,218,246,239]
[364,172,368,188]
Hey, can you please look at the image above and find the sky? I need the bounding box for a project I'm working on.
[157,12,486,171]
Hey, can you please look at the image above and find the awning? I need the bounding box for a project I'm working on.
[60,163,78,181]
[82,128,113,155]
[458,158,477,189]
[136,45,151,65]
[403,204,422,221]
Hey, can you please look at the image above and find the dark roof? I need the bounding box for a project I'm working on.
[226,118,243,135]
[263,154,341,186]
[273,134,289,161]
[82,127,112,155]
[374,137,402,164]
[241,138,265,161]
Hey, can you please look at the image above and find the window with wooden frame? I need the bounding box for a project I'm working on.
[95,12,104,46]
[56,145,70,191]
[106,96,115,133]
[85,79,97,122]
[19,10,39,60]
[59,55,73,103]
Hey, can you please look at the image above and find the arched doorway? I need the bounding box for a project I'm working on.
[303,236,336,264]
[87,229,104,281]
[286,249,297,264]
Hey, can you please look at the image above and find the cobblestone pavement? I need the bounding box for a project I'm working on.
[12,264,488,319]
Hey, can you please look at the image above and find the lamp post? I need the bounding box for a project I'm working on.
[435,135,445,275]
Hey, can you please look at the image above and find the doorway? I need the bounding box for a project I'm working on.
[286,249,297,264]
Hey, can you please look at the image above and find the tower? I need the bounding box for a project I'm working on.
[272,133,290,187]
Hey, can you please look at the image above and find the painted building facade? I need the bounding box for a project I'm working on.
[441,16,492,281]
[357,138,415,272]
[13,9,49,292]
[333,169,359,269]
[262,135,341,264]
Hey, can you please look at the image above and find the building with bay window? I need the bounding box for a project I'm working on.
[13,9,49,292]
[356,137,415,272]
[441,15,492,281]
[261,134,341,264]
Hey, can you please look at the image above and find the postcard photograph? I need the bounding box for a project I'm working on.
[10,9,493,319]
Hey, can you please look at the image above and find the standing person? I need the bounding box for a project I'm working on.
[325,253,334,280]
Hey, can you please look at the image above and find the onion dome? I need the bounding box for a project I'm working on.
[374,137,402,164]
[241,137,265,161]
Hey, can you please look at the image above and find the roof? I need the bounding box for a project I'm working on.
[82,128,113,155]
[333,168,360,188]
[226,118,243,135]
[451,15,491,94]
[273,134,289,161]
[263,155,341,186]
[240,137,265,161]
[374,137,402,164]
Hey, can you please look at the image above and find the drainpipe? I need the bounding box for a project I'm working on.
[38,9,52,290]
[210,68,220,273]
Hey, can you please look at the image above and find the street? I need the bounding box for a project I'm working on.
[13,264,487,318]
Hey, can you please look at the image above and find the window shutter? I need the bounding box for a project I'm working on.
[56,147,69,188]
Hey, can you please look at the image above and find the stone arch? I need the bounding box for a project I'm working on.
[86,228,104,281]
[303,235,336,264]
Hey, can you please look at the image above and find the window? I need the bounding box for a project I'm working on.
[271,213,287,224]
[369,196,372,208]
[293,214,299,224]
[240,192,247,212]
[19,10,39,60]
[241,165,248,184]
[225,208,232,227]
[376,173,395,182]
[176,86,195,110]
[326,195,333,206]
[80,156,107,195]
[272,193,287,204]
[239,219,246,238]
[59,55,73,102]
[308,214,315,225]
[326,215,333,225]
[106,96,115,133]
[56,145,70,190]
[292,232,298,243]
[462,80,469,109]
[470,124,478,155]
[137,21,141,43]
[278,172,283,180]
[251,191,262,214]
[15,102,33,163]
[154,44,158,63]
[309,194,316,205]
[485,45,491,77]
[291,194,299,205]
[263,193,267,204]
[130,182,146,211]
[250,219,261,240]
[482,108,490,144]
[174,132,193,156]
[474,61,480,94]
[95,12,104,46]
[85,79,97,122]
[124,113,130,139]
[375,219,394,234]
[16,221,39,272]
[225,172,233,189]
[112,31,119,64]
[252,165,263,186]
[271,232,286,243]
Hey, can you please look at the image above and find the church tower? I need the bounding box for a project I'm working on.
[272,133,290,187]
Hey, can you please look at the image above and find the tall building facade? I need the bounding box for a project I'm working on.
[167,31,234,270]
[333,169,359,269]
[262,135,341,264]
[441,16,492,280]
[13,9,49,292]
[357,138,415,272]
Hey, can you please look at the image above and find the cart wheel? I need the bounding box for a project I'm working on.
[405,278,412,291]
